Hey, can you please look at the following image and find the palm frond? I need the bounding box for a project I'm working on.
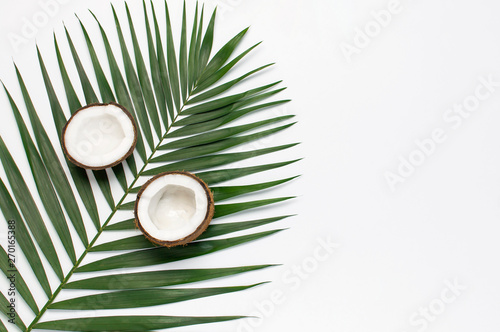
[0,293,25,331]
[65,265,274,290]
[35,315,244,331]
[0,1,298,330]
[0,247,38,314]
[76,229,283,273]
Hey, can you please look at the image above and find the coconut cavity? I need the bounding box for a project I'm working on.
[135,171,214,247]
[62,103,137,170]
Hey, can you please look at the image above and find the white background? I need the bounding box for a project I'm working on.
[1,0,500,331]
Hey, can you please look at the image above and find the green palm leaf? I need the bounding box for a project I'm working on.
[0,180,52,297]
[92,215,290,252]
[4,84,77,263]
[0,137,64,281]
[50,283,263,310]
[143,1,169,125]
[0,293,25,331]
[77,230,283,273]
[0,247,38,314]
[65,265,273,290]
[0,1,298,330]
[36,315,243,331]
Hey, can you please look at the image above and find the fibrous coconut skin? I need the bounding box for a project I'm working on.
[61,102,137,170]
[134,171,215,247]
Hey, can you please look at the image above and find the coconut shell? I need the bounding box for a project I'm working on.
[61,102,138,170]
[134,171,215,247]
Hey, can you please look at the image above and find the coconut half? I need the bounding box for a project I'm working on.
[62,102,137,170]
[134,171,215,247]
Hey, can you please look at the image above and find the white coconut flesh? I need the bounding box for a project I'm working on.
[63,104,136,168]
[137,173,211,242]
